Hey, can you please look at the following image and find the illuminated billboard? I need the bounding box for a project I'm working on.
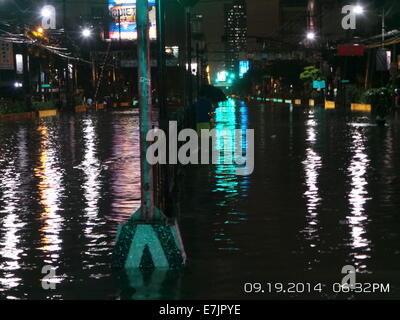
[108,0,157,40]
[239,60,249,78]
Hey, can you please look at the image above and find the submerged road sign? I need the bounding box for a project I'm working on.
[113,216,186,270]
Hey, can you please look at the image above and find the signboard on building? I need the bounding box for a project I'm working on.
[338,44,365,56]
[376,47,390,71]
[216,71,228,82]
[15,54,23,74]
[313,80,326,89]
[239,60,249,78]
[121,59,179,67]
[108,0,157,40]
[0,41,14,70]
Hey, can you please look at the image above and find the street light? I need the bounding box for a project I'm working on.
[82,28,92,38]
[41,7,52,18]
[351,4,386,46]
[353,5,364,15]
[306,31,316,40]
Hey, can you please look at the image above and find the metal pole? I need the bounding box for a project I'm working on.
[186,7,193,108]
[38,61,42,98]
[22,45,31,111]
[156,0,170,216]
[137,0,155,221]
[382,8,385,47]
[365,49,372,89]
[91,52,96,89]
[63,0,70,108]
[63,0,66,28]
[196,42,200,96]
[118,11,122,45]
[112,1,186,268]
[156,0,167,120]
[381,8,386,86]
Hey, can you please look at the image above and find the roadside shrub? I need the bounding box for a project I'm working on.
[31,100,56,111]
[346,85,367,104]
[362,87,394,116]
[0,100,29,115]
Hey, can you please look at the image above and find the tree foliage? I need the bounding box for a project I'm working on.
[300,66,322,82]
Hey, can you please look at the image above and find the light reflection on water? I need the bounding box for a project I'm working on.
[302,111,322,246]
[212,100,249,252]
[0,128,27,291]
[0,105,399,299]
[79,117,108,270]
[109,112,141,222]
[35,124,64,265]
[346,125,372,272]
[0,111,143,299]
[82,118,102,235]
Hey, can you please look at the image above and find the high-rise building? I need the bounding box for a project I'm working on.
[280,0,308,42]
[224,0,247,74]
[192,0,231,81]
[246,0,280,60]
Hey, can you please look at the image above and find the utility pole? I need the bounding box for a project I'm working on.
[382,8,385,47]
[156,0,170,216]
[22,45,32,111]
[112,0,186,271]
[118,10,122,45]
[380,8,386,86]
[63,0,66,28]
[137,0,154,220]
[196,42,200,96]
[156,0,166,120]
[186,8,193,108]
[184,6,194,129]
[63,0,70,108]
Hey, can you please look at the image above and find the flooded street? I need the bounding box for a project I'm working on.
[1,103,400,299]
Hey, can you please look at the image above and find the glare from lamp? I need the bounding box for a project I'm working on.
[354,5,364,15]
[82,28,92,38]
[307,32,316,40]
[41,7,52,18]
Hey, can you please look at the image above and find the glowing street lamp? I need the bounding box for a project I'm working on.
[41,7,52,18]
[82,28,92,38]
[32,26,45,38]
[40,5,56,30]
[353,5,364,15]
[306,31,316,40]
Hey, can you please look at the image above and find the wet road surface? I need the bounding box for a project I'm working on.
[1,102,400,299]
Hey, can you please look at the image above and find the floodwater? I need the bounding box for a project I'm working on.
[1,102,400,300]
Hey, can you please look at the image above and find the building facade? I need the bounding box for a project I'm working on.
[224,0,247,74]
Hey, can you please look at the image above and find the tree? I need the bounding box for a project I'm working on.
[300,66,323,96]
